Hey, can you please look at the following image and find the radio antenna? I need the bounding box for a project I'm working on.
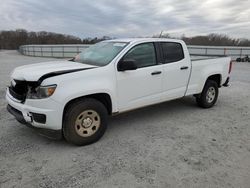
[159,31,163,38]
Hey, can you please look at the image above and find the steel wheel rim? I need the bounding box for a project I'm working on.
[206,87,216,103]
[75,110,100,137]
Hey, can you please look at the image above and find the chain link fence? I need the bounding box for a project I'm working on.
[19,44,250,60]
[188,45,250,60]
[19,44,91,58]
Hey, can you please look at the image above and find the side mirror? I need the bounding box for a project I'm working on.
[117,59,137,71]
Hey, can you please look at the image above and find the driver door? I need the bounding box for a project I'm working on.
[116,42,163,112]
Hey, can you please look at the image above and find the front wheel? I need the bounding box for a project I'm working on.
[196,80,219,108]
[63,98,108,146]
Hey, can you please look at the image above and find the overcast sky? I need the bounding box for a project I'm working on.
[1,0,250,38]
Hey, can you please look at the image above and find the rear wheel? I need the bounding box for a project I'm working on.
[63,98,108,146]
[196,80,219,108]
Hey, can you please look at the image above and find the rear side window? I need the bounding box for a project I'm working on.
[161,42,184,63]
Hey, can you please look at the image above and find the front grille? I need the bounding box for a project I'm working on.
[9,86,26,101]
[9,80,29,102]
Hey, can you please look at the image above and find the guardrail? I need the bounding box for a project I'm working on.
[188,45,250,60]
[19,44,91,58]
[19,44,250,60]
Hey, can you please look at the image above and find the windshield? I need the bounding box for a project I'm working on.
[74,41,128,66]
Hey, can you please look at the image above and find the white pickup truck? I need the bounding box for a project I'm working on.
[6,38,232,145]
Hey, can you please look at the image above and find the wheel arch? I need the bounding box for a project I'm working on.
[194,74,221,98]
[206,74,222,87]
[63,93,113,118]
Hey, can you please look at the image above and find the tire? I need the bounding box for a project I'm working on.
[196,80,219,108]
[63,98,108,146]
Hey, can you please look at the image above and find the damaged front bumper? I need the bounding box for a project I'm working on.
[6,88,63,139]
[7,104,61,139]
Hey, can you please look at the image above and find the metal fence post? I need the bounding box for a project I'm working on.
[51,46,53,57]
[41,46,43,57]
[62,46,64,58]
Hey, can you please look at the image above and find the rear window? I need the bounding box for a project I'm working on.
[161,42,184,63]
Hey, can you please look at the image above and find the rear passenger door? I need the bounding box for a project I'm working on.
[159,42,191,100]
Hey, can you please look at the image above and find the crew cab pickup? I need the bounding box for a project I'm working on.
[6,38,232,145]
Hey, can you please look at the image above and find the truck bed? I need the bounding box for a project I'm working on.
[190,54,227,61]
[185,55,231,96]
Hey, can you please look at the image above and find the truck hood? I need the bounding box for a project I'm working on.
[11,60,97,82]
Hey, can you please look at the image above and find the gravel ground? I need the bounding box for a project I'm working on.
[0,50,250,188]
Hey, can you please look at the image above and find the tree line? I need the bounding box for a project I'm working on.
[0,29,111,49]
[1,29,250,49]
[155,33,250,46]
[182,33,250,46]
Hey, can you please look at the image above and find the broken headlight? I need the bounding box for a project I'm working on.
[26,85,57,99]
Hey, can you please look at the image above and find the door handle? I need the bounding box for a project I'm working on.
[151,71,162,75]
[180,66,189,70]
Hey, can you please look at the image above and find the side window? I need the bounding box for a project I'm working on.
[123,43,156,68]
[161,42,184,63]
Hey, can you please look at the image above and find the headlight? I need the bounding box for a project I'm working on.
[27,85,57,99]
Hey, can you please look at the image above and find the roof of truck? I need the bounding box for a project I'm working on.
[107,38,184,44]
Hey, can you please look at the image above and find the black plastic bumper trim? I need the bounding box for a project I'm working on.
[7,105,61,140]
[7,104,26,124]
[30,112,46,124]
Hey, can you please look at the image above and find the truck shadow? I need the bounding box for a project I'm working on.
[1,96,198,148]
[108,96,198,132]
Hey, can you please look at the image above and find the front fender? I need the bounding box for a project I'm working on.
[45,66,118,113]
